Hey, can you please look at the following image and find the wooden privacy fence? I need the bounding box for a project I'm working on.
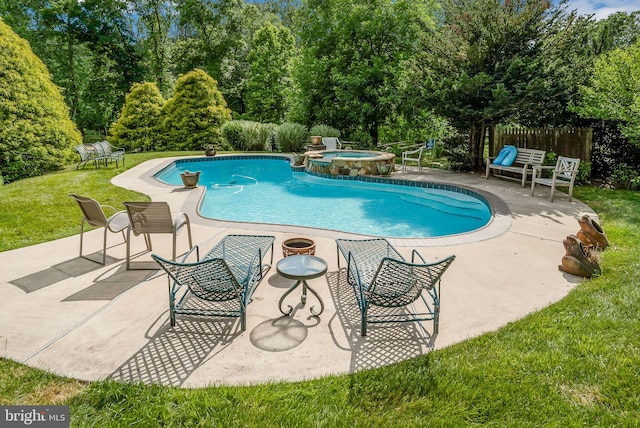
[489,126,592,161]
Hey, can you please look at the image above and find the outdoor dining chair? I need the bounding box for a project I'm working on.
[336,238,455,336]
[70,194,130,265]
[402,146,425,172]
[123,201,192,270]
[322,137,342,150]
[152,234,275,330]
[531,156,580,202]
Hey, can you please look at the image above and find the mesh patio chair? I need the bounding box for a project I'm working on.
[152,234,275,330]
[336,238,455,336]
[70,194,130,265]
[123,201,192,270]
[91,140,125,168]
[531,156,580,202]
[74,144,105,169]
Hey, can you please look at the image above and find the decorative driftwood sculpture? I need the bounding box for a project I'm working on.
[576,215,609,249]
[559,235,601,278]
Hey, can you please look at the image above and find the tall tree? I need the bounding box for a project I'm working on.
[0,0,143,134]
[245,22,295,123]
[408,0,592,170]
[290,0,434,145]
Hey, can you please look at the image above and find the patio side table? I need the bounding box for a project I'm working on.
[276,255,327,316]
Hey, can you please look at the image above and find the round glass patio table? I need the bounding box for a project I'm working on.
[276,255,327,316]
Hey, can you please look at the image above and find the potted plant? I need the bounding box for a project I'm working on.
[180,170,201,188]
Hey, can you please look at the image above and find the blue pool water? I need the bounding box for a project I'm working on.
[154,157,492,238]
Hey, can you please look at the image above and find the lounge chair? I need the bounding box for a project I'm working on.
[91,140,125,168]
[152,234,275,330]
[322,137,342,150]
[336,238,455,336]
[123,201,192,269]
[531,156,580,202]
[70,194,130,265]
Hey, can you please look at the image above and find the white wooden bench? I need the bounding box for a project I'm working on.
[485,148,546,187]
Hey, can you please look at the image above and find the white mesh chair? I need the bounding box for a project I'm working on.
[70,194,130,264]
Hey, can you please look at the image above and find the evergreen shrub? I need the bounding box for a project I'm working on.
[109,82,165,151]
[161,69,232,151]
[0,20,80,183]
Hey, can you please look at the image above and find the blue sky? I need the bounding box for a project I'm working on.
[559,0,639,20]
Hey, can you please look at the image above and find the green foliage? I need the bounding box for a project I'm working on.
[161,69,232,151]
[221,121,245,150]
[610,165,640,190]
[275,122,308,152]
[245,22,295,123]
[309,124,340,138]
[290,0,435,145]
[409,0,594,169]
[0,20,80,183]
[108,82,165,151]
[574,39,640,145]
[222,120,276,151]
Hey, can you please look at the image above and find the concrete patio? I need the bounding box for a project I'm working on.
[0,157,596,387]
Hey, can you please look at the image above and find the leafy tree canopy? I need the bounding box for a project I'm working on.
[0,19,80,183]
[574,39,640,145]
[289,0,436,145]
[245,22,296,123]
[409,0,593,169]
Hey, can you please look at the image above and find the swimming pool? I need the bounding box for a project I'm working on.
[154,156,492,238]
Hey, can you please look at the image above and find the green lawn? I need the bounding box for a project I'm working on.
[1,154,639,426]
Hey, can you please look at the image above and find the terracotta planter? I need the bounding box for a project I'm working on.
[180,171,201,188]
[282,237,316,257]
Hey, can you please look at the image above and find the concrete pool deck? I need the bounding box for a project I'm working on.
[0,156,597,387]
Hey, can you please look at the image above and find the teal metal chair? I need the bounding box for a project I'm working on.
[152,234,275,330]
[336,238,455,336]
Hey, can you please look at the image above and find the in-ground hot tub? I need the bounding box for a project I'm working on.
[305,150,395,176]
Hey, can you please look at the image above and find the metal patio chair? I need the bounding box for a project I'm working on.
[123,201,192,269]
[70,194,130,265]
[91,140,125,168]
[152,234,275,330]
[74,144,105,170]
[336,238,455,336]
